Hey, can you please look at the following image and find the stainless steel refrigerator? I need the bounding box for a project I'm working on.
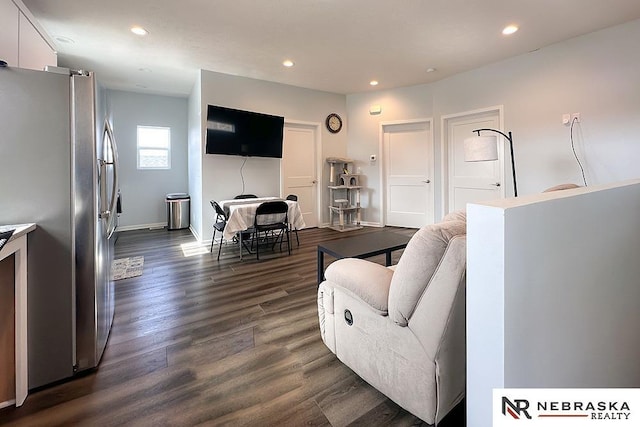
[0,66,119,388]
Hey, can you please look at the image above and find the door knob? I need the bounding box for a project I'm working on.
[422,180,431,184]
[312,180,317,184]
[490,182,501,187]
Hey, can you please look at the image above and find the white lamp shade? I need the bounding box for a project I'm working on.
[464,135,498,162]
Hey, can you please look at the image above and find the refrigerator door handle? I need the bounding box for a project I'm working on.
[103,119,119,239]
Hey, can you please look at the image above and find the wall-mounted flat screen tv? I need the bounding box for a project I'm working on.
[206,105,284,158]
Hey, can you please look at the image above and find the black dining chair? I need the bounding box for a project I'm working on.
[210,201,228,260]
[252,201,290,260]
[285,194,300,246]
[232,194,257,242]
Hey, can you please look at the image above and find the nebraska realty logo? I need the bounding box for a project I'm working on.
[494,389,640,425]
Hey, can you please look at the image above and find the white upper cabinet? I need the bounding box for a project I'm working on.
[0,0,57,70]
[18,11,57,70]
[0,0,20,66]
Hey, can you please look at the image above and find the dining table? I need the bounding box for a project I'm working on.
[218,197,306,259]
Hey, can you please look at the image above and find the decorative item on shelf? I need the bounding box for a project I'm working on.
[464,128,518,197]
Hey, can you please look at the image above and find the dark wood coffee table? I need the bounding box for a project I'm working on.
[317,232,412,284]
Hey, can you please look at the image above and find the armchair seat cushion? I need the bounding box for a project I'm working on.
[324,258,393,314]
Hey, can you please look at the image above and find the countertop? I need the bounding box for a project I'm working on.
[0,223,36,242]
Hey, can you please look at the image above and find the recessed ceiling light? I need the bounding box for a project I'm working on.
[282,60,294,67]
[131,26,148,36]
[502,25,519,35]
[426,67,437,73]
[370,80,379,86]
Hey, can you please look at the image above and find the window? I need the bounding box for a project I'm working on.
[137,126,171,169]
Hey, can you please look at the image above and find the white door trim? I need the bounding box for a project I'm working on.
[282,119,322,228]
[440,106,504,217]
[378,118,434,227]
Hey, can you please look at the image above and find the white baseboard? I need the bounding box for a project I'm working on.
[117,223,202,244]
[189,225,201,242]
[319,221,383,228]
[117,222,166,232]
[360,221,383,227]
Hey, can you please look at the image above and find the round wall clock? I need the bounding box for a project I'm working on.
[326,113,343,133]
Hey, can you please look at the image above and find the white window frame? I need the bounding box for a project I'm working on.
[137,125,171,170]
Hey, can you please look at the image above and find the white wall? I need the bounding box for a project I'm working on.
[346,19,640,225]
[108,90,188,229]
[466,179,640,426]
[112,18,640,237]
[347,85,437,224]
[191,69,348,240]
[188,75,203,239]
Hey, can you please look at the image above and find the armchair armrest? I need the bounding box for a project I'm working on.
[324,258,394,313]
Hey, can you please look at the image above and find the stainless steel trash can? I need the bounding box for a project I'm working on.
[166,193,190,230]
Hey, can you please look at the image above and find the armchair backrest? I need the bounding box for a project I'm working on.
[388,220,466,326]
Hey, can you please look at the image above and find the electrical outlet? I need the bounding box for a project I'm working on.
[571,112,581,123]
[562,114,571,125]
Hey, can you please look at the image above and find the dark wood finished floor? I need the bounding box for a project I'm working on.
[0,226,465,426]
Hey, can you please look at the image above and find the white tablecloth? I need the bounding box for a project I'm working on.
[219,198,306,240]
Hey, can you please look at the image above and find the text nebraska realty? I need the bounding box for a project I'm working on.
[539,400,630,420]
[504,397,631,420]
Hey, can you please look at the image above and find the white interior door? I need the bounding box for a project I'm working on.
[445,108,504,212]
[383,120,434,228]
[282,123,318,228]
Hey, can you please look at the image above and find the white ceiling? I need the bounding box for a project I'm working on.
[22,0,640,97]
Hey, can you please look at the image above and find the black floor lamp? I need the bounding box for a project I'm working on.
[464,128,518,197]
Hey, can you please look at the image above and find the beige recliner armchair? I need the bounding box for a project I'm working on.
[317,213,466,425]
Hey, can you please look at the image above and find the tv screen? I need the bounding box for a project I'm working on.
[206,105,284,158]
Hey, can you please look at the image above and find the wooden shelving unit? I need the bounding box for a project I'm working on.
[326,157,363,232]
